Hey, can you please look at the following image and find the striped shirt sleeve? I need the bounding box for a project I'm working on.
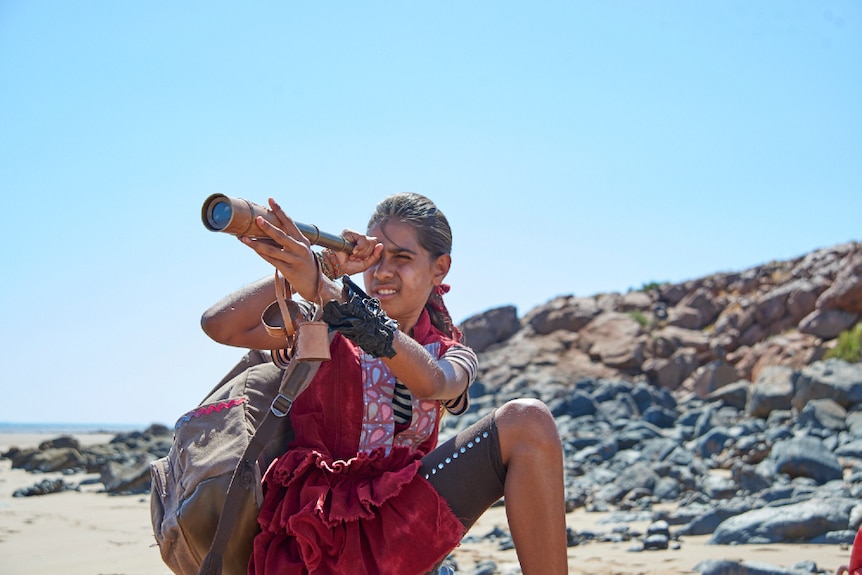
[441,343,478,416]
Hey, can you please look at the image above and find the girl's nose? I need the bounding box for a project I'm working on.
[373,257,395,280]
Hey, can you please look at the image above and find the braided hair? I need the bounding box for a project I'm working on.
[368,193,462,342]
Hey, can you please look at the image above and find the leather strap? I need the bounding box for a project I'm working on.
[196,355,325,575]
[274,270,297,338]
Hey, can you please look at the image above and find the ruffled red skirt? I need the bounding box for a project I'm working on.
[250,445,465,575]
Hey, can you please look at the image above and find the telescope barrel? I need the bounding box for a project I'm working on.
[202,194,355,253]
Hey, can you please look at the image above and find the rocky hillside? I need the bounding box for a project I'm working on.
[460,241,862,398]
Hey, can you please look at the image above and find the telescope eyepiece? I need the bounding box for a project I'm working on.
[206,200,233,231]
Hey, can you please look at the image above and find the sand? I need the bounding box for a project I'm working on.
[0,433,851,574]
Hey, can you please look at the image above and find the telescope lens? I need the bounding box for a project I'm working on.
[208,201,233,230]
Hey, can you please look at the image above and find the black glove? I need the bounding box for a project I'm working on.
[322,276,398,358]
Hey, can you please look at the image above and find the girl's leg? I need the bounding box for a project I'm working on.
[421,399,567,575]
[420,409,506,529]
[495,398,567,575]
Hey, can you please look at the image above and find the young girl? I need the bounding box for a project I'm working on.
[201,193,567,575]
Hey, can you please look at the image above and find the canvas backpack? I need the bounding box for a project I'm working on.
[150,350,323,575]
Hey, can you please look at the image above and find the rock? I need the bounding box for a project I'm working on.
[816,250,862,314]
[753,287,792,325]
[100,453,156,494]
[732,463,772,494]
[642,348,699,390]
[667,305,705,330]
[734,333,826,383]
[784,278,831,322]
[17,447,86,473]
[472,559,499,575]
[702,473,738,499]
[694,428,732,459]
[798,399,847,432]
[678,288,722,329]
[621,291,653,312]
[799,308,860,339]
[642,405,677,428]
[38,435,81,451]
[747,366,797,419]
[642,533,669,550]
[549,390,597,418]
[580,312,645,371]
[837,440,862,462]
[770,437,843,484]
[793,359,862,410]
[523,295,600,335]
[677,499,755,536]
[652,326,711,355]
[682,360,740,397]
[709,497,855,544]
[694,558,815,575]
[459,306,520,352]
[706,380,749,410]
[657,283,687,306]
[13,478,73,497]
[613,462,659,497]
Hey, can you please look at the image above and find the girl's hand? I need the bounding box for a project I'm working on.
[239,198,320,300]
[336,230,383,275]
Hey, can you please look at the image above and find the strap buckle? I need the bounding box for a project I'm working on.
[270,393,294,418]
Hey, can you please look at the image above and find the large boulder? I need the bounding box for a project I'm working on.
[793,359,862,410]
[769,436,843,484]
[816,250,862,314]
[579,312,645,371]
[676,287,722,329]
[14,447,86,473]
[459,305,520,352]
[747,366,796,419]
[642,348,698,390]
[524,295,600,335]
[799,308,859,339]
[709,497,855,544]
[680,360,740,397]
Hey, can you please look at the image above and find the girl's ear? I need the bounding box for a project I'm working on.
[432,254,451,285]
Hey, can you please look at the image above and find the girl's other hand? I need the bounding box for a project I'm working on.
[337,230,383,275]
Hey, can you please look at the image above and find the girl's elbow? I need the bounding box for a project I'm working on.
[201,311,234,345]
[412,379,451,400]
[412,388,436,401]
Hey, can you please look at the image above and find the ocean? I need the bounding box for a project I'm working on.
[0,422,148,435]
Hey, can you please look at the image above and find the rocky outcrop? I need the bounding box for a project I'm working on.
[460,305,520,352]
[460,241,862,396]
[2,424,171,495]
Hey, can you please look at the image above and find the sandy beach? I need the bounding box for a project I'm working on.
[0,433,850,575]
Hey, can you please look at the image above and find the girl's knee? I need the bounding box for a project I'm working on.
[496,398,561,453]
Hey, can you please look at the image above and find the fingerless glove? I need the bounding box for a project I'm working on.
[322,276,398,358]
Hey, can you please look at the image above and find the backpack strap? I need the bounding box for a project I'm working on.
[197,356,323,575]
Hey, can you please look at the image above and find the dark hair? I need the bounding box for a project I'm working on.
[368,193,460,340]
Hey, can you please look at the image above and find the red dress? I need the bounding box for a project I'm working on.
[250,311,466,575]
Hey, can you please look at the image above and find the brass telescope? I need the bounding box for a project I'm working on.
[201,194,355,253]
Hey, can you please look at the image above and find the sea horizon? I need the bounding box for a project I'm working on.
[0,421,158,435]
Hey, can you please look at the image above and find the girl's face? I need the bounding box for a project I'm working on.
[363,219,450,334]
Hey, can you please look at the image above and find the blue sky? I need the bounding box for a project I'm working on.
[1,1,859,427]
